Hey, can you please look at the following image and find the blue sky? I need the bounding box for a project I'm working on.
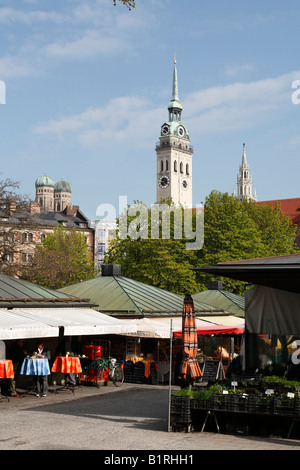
[1,0,300,219]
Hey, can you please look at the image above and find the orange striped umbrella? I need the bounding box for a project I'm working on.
[179,294,202,382]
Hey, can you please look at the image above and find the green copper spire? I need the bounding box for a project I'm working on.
[172,55,180,102]
[168,54,182,121]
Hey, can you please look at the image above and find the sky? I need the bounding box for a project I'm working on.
[1,0,300,220]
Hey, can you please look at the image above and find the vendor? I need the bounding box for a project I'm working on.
[214,346,229,363]
[34,340,51,397]
[226,352,242,378]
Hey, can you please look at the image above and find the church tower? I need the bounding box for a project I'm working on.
[156,57,193,207]
[236,143,257,201]
[35,173,55,211]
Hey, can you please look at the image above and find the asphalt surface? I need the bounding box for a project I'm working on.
[0,382,300,453]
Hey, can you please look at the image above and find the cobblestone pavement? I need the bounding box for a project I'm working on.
[0,383,300,452]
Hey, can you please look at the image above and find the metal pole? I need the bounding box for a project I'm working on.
[168,319,173,432]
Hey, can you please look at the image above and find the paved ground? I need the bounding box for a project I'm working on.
[1,383,300,452]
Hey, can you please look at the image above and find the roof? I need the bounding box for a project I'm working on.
[0,274,95,308]
[35,174,55,188]
[257,198,300,225]
[192,289,244,317]
[0,207,91,230]
[195,254,300,294]
[168,61,182,111]
[0,274,136,339]
[54,179,72,193]
[59,275,230,318]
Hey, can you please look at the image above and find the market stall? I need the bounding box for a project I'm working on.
[169,254,300,437]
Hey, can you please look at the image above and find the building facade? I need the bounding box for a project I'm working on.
[0,174,94,271]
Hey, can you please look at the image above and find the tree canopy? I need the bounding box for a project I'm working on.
[195,191,298,294]
[22,225,96,289]
[105,191,298,295]
[0,178,32,275]
[112,0,135,10]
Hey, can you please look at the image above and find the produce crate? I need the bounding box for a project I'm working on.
[171,396,192,432]
[294,397,300,416]
[246,395,261,413]
[273,397,295,416]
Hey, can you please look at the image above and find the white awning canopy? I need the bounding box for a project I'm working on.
[0,308,137,340]
[197,315,245,327]
[123,316,229,339]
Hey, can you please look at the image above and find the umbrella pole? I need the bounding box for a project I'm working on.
[168,319,173,432]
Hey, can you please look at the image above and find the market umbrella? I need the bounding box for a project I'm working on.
[179,294,202,383]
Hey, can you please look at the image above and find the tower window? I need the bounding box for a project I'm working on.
[174,161,177,172]
[180,162,183,174]
[166,160,169,171]
[186,163,189,175]
[161,161,163,172]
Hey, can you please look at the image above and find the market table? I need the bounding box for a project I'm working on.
[200,408,300,439]
[51,356,82,374]
[0,359,14,379]
[0,359,14,402]
[51,356,82,393]
[20,357,50,376]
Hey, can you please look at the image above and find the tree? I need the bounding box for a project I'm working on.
[0,178,32,275]
[105,201,200,295]
[22,225,96,289]
[105,192,298,296]
[195,191,298,294]
[112,0,135,10]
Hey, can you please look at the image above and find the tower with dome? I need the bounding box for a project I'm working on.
[156,56,193,208]
[35,173,72,212]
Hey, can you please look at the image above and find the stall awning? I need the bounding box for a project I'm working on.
[122,317,214,339]
[245,285,300,335]
[173,324,244,337]
[194,254,300,294]
[0,307,137,340]
[122,316,244,339]
[197,315,245,327]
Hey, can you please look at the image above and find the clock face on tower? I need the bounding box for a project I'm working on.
[181,178,188,190]
[159,175,170,189]
[161,124,170,136]
[177,125,185,137]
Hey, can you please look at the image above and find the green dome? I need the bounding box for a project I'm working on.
[35,174,55,188]
[168,99,182,110]
[54,179,72,193]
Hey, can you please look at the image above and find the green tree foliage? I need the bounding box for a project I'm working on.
[0,178,32,276]
[195,191,298,294]
[105,202,199,295]
[105,192,298,296]
[22,225,96,289]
